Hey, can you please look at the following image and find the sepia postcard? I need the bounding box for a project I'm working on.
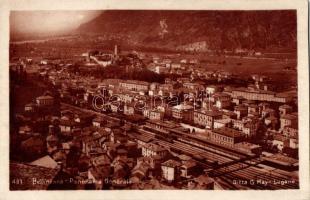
[0,0,309,200]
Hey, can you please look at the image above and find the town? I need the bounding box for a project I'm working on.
[10,41,299,190]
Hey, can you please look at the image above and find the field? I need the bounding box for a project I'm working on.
[10,36,297,86]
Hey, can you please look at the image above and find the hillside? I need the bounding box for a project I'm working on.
[77,10,297,52]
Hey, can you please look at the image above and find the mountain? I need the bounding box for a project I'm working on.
[77,10,297,52]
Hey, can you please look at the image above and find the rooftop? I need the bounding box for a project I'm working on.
[214,118,231,124]
[29,155,58,169]
[162,159,182,168]
[263,153,298,166]
[195,109,222,116]
[36,95,54,100]
[173,104,194,110]
[281,114,298,120]
[143,143,166,152]
[273,134,289,142]
[234,142,261,150]
[146,119,178,129]
[213,127,242,138]
[120,80,150,86]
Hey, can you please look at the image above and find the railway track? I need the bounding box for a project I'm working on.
[61,103,299,190]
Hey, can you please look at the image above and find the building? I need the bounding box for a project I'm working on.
[213,93,231,109]
[155,65,169,74]
[149,82,160,92]
[280,114,298,130]
[161,159,181,183]
[248,104,259,116]
[234,105,248,119]
[193,109,222,129]
[207,127,244,147]
[206,85,222,95]
[36,95,54,106]
[92,117,106,128]
[159,83,174,91]
[264,116,278,130]
[171,63,181,69]
[24,103,37,112]
[183,82,203,90]
[272,134,289,151]
[143,109,164,121]
[117,92,135,103]
[279,104,293,116]
[283,126,298,138]
[213,118,231,129]
[222,110,237,120]
[172,103,194,123]
[242,121,259,138]
[142,143,168,159]
[133,131,154,148]
[189,175,214,189]
[30,155,58,169]
[59,119,77,134]
[288,136,298,149]
[261,108,275,118]
[119,80,150,92]
[234,142,262,155]
[180,160,198,178]
[231,88,293,103]
[46,134,59,154]
[232,119,245,131]
[124,103,135,115]
[144,120,178,133]
[232,96,244,105]
[20,135,45,157]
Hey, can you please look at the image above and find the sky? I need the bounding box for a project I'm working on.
[10,11,102,35]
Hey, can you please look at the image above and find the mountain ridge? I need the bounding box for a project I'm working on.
[77,10,297,52]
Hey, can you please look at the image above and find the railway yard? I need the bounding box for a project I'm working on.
[61,103,299,190]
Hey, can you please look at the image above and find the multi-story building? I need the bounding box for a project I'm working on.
[117,92,135,103]
[172,103,194,123]
[248,104,260,117]
[242,121,259,138]
[143,108,164,121]
[59,119,77,134]
[206,85,222,95]
[283,126,298,138]
[234,105,248,119]
[193,109,222,129]
[142,143,168,159]
[161,159,182,183]
[261,108,275,118]
[272,134,289,151]
[155,65,169,74]
[213,118,231,129]
[213,93,231,109]
[24,103,37,112]
[144,119,178,133]
[264,116,278,129]
[92,117,106,128]
[207,127,244,147]
[119,80,150,92]
[231,88,293,103]
[280,113,298,130]
[36,95,54,106]
[279,104,293,116]
[183,82,204,90]
[124,103,135,115]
